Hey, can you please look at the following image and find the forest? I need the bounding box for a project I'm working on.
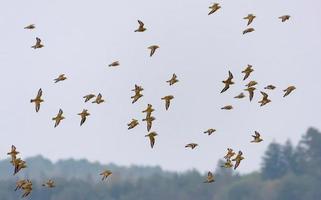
[1,127,320,200]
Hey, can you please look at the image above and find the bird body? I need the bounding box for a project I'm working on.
[251,131,263,143]
[224,148,236,160]
[242,64,254,80]
[246,81,258,88]
[52,109,65,128]
[243,14,256,26]
[148,45,159,57]
[204,172,215,183]
[30,88,44,112]
[24,24,35,29]
[83,94,96,103]
[221,159,234,168]
[142,116,155,132]
[92,93,105,104]
[100,170,112,181]
[142,104,155,118]
[127,119,139,130]
[31,37,44,49]
[208,3,221,15]
[78,109,90,126]
[279,15,290,22]
[161,95,174,110]
[54,74,67,83]
[145,132,158,148]
[221,71,234,93]
[234,93,246,99]
[42,179,55,188]
[221,105,233,110]
[185,143,198,149]
[244,87,256,101]
[283,86,296,97]
[243,28,255,35]
[167,73,179,86]
[204,128,216,135]
[108,61,120,67]
[232,151,244,170]
[135,20,147,32]
[258,91,271,106]
[264,85,276,90]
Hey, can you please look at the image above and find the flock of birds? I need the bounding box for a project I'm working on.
[5,3,297,198]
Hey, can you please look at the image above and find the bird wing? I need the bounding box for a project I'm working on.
[36,37,41,44]
[138,20,144,27]
[37,88,43,98]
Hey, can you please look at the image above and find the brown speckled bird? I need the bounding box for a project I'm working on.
[167,73,179,86]
[52,109,65,128]
[208,3,221,15]
[283,86,296,97]
[108,61,120,67]
[127,119,139,130]
[234,92,246,99]
[246,81,258,88]
[244,87,256,101]
[243,28,255,35]
[148,45,159,57]
[161,95,174,110]
[42,179,55,188]
[204,172,215,183]
[92,93,105,104]
[131,85,144,104]
[279,15,290,22]
[7,145,20,162]
[78,109,90,126]
[258,91,271,106]
[83,94,96,103]
[224,148,236,160]
[31,37,44,49]
[142,116,155,132]
[135,20,147,32]
[54,74,67,83]
[30,88,44,112]
[242,65,254,80]
[243,14,256,26]
[221,105,233,110]
[145,132,158,148]
[185,143,198,149]
[204,128,216,136]
[251,131,263,143]
[232,151,244,170]
[142,104,155,118]
[264,85,276,90]
[221,159,234,168]
[24,24,35,29]
[221,71,234,93]
[100,170,112,181]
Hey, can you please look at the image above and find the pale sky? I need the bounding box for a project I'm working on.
[0,0,320,173]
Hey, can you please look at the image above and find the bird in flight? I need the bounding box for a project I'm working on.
[127,119,139,130]
[264,85,276,90]
[135,20,147,32]
[30,88,44,112]
[224,148,236,160]
[242,65,254,80]
[142,116,156,132]
[243,14,256,26]
[142,104,155,118]
[31,37,44,49]
[221,105,233,110]
[283,86,296,97]
[145,132,158,148]
[92,93,105,104]
[42,179,55,188]
[221,71,234,93]
[24,24,35,29]
[251,131,263,143]
[185,143,198,149]
[78,109,90,126]
[208,3,221,15]
[234,92,246,99]
[161,95,174,110]
[100,170,112,181]
[244,87,256,101]
[108,61,120,67]
[232,151,244,170]
[204,128,216,136]
[279,15,290,22]
[54,74,67,83]
[83,94,96,103]
[52,109,65,128]
[246,81,258,88]
[204,172,215,183]
[243,28,255,35]
[131,85,144,104]
[221,159,234,168]
[258,91,271,106]
[167,73,179,86]
[148,45,159,57]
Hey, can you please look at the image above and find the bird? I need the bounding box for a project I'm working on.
[208,3,221,15]
[279,15,290,22]
[232,151,244,170]
[92,93,105,104]
[283,86,296,97]
[54,74,67,83]
[243,14,256,26]
[246,81,258,88]
[12,158,27,175]
[42,179,55,188]
[234,93,246,99]
[166,73,179,86]
[131,86,143,104]
[142,104,155,118]
[185,143,198,149]
[161,95,174,110]
[127,119,139,130]
[31,37,44,49]
[108,61,120,67]
[78,109,90,126]
[204,172,215,183]
[148,45,159,57]
[221,71,234,93]
[135,20,147,32]
[221,105,233,110]
[221,159,234,168]
[7,145,20,162]
[83,94,96,103]
[145,132,158,148]
[24,24,35,29]
[20,179,32,198]
[242,64,254,80]
[52,109,65,128]
[264,85,276,90]
[142,116,155,132]
[100,170,112,181]
[15,179,28,191]
[251,131,263,143]
[243,28,255,35]
[224,148,236,160]
[258,91,271,106]
[30,88,44,112]
[204,128,216,136]
[244,87,256,101]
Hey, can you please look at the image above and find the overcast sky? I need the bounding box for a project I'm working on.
[0,0,320,173]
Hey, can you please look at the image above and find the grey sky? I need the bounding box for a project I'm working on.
[0,0,320,173]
